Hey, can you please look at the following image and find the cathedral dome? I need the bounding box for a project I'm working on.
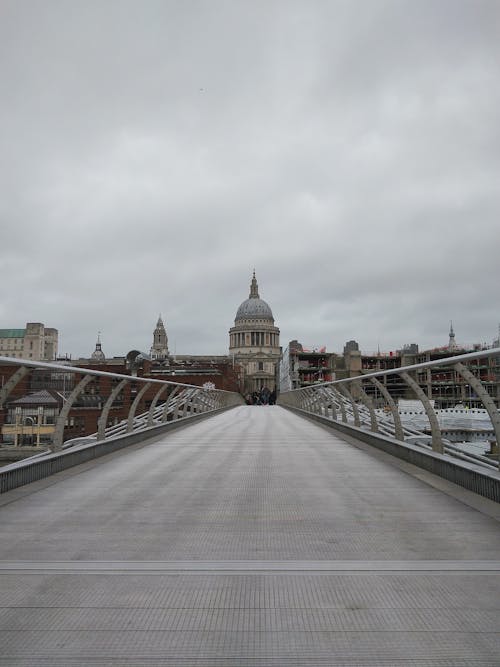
[235,272,274,322]
[236,297,273,320]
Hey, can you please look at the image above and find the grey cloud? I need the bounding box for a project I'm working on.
[1,1,499,358]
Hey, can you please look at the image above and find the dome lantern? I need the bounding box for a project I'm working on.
[235,272,274,322]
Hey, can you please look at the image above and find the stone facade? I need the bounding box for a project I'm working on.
[90,333,105,361]
[150,315,169,362]
[229,273,280,394]
[0,323,58,361]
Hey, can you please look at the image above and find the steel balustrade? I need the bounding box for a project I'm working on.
[2,350,499,500]
[278,348,500,471]
[0,356,244,454]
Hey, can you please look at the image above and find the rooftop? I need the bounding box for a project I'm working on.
[0,329,26,339]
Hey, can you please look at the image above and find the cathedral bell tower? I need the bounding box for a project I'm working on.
[150,315,169,362]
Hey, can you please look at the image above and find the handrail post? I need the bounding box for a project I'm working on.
[319,386,337,420]
[298,388,311,411]
[174,388,194,420]
[127,382,152,433]
[97,378,128,441]
[308,388,321,415]
[53,374,94,451]
[400,371,443,454]
[182,389,198,417]
[147,385,169,427]
[369,377,404,441]
[333,386,347,422]
[339,383,360,427]
[454,361,500,468]
[0,366,29,408]
[161,386,181,422]
[352,379,378,432]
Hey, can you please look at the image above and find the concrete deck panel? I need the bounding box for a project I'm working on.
[0,406,499,665]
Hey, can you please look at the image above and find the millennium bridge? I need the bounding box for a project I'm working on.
[0,350,499,666]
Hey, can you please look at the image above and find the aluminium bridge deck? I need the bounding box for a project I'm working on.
[0,406,499,666]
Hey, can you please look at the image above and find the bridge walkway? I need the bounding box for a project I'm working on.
[0,406,499,665]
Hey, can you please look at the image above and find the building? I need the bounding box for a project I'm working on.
[410,346,499,409]
[150,315,169,362]
[280,340,335,391]
[229,272,280,395]
[72,320,241,394]
[0,323,58,361]
[1,390,62,446]
[279,323,500,409]
[150,355,240,392]
[90,333,105,362]
[339,333,499,409]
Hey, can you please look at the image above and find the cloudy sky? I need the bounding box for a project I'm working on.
[1,0,499,359]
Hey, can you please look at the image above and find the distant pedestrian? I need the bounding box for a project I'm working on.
[260,386,271,405]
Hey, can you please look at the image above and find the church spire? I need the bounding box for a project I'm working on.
[249,270,259,299]
[448,321,456,351]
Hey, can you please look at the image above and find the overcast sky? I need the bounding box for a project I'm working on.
[1,0,499,359]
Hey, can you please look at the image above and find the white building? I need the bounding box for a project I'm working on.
[0,323,58,361]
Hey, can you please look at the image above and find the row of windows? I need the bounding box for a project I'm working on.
[0,352,34,358]
[230,332,279,348]
[0,340,37,347]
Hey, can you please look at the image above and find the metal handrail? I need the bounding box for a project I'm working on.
[0,356,244,452]
[278,348,500,469]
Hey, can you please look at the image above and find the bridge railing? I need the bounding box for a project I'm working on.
[278,348,500,470]
[0,356,244,453]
